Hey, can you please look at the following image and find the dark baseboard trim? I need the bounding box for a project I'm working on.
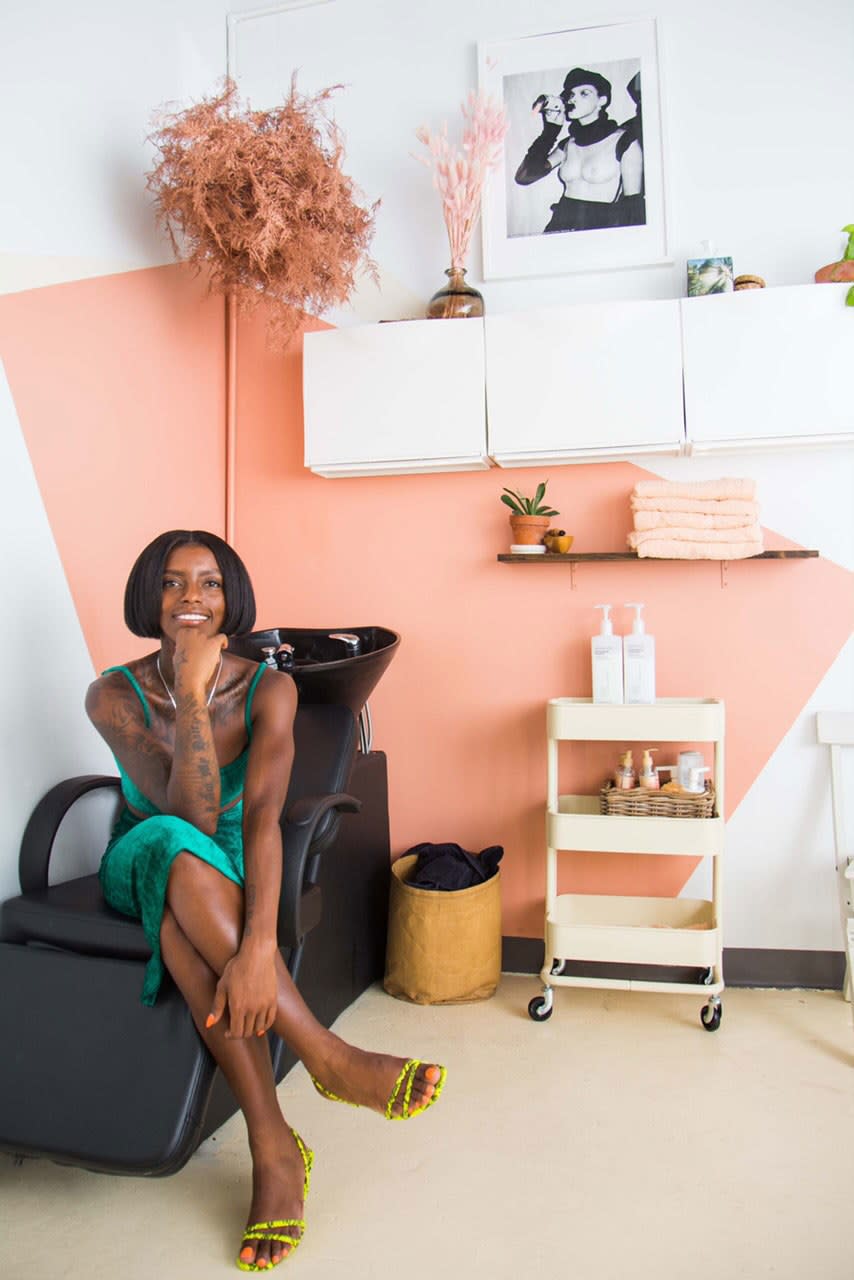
[501,937,846,991]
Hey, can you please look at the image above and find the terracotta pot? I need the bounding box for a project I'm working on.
[815,259,854,283]
[509,514,550,545]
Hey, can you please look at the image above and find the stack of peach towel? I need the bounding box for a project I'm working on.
[628,477,763,559]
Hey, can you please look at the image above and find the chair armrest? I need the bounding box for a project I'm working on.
[278,792,362,948]
[19,776,121,893]
[285,792,361,828]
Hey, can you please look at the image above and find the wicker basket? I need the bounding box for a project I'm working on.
[600,780,716,819]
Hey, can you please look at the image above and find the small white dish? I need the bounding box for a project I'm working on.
[510,544,546,554]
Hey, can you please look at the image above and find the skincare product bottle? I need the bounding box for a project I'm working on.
[260,646,278,668]
[592,604,624,705]
[623,603,656,705]
[676,751,705,790]
[686,766,710,794]
[639,748,659,789]
[616,750,637,790]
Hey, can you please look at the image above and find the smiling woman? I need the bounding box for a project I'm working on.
[84,529,446,1272]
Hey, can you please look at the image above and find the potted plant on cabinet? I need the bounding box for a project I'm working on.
[500,482,559,546]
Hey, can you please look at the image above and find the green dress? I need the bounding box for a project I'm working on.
[98,662,267,1005]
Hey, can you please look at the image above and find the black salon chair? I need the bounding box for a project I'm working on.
[0,703,361,1177]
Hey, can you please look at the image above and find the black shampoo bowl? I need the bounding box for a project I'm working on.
[229,627,400,720]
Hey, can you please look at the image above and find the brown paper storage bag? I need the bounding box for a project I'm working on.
[383,853,501,1004]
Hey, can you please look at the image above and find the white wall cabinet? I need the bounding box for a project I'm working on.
[303,318,490,477]
[302,285,853,476]
[681,283,854,453]
[484,299,685,466]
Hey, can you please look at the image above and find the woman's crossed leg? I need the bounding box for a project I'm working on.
[160,852,443,1265]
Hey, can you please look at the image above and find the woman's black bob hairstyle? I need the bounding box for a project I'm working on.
[124,530,256,638]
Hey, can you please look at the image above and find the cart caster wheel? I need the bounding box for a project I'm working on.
[528,995,553,1022]
[700,1002,722,1032]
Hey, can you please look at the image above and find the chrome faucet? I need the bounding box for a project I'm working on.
[328,633,372,751]
[328,632,361,655]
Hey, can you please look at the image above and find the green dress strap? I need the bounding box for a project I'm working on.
[102,665,151,727]
[244,662,267,736]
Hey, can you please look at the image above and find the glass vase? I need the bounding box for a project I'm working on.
[426,267,484,319]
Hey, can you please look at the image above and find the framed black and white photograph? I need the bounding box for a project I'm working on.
[478,19,669,279]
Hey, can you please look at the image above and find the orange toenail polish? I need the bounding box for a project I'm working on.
[240,1247,254,1260]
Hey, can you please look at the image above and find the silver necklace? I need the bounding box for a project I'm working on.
[156,653,222,710]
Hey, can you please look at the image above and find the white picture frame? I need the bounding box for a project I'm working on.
[478,19,669,279]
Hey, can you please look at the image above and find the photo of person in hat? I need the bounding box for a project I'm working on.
[514,64,645,233]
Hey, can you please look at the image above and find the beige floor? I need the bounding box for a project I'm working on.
[3,977,853,1280]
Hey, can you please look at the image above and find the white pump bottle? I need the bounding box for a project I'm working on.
[623,603,656,704]
[591,605,624,704]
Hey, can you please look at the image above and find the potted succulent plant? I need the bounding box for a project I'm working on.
[500,482,559,545]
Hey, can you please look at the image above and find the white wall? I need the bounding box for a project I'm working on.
[232,0,854,320]
[1,0,233,290]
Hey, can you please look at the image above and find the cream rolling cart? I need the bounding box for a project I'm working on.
[528,698,725,1031]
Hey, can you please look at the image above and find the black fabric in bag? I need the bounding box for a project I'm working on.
[405,842,503,891]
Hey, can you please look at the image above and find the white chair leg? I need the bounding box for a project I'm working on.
[841,877,854,1004]
[816,715,854,1030]
[845,919,854,1027]
[846,864,854,1010]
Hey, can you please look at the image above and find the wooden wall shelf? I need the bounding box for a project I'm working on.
[497,550,818,563]
[497,548,819,590]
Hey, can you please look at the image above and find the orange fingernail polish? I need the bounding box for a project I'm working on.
[205,1014,216,1029]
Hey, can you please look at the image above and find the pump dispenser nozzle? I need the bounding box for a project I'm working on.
[625,603,646,634]
[595,604,614,635]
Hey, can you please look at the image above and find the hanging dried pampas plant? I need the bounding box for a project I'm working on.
[146,78,378,345]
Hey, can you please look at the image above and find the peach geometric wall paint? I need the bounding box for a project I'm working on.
[231,305,854,939]
[1,273,851,943]
[0,266,226,673]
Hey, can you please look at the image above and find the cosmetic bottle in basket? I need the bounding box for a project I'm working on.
[615,750,637,790]
[639,749,659,789]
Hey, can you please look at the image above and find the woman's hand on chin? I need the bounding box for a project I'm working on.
[173,628,227,695]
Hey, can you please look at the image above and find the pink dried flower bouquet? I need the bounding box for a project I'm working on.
[416,90,508,272]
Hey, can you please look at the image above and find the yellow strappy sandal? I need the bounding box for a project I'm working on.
[236,1129,313,1272]
[311,1058,447,1121]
